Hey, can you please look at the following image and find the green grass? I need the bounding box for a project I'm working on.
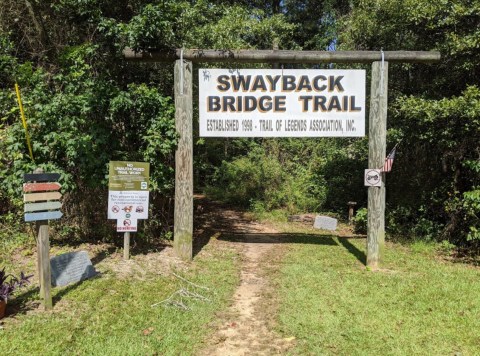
[273,228,480,355]
[0,241,240,355]
[0,226,34,272]
[4,214,480,355]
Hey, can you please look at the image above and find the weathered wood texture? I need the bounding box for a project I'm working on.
[23,182,61,192]
[173,59,193,261]
[36,221,42,295]
[24,173,60,182]
[348,202,357,224]
[25,211,62,222]
[24,201,62,212]
[23,191,62,202]
[124,48,440,64]
[367,61,388,269]
[124,232,130,260]
[36,221,52,310]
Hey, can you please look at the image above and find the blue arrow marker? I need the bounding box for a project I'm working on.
[25,211,63,222]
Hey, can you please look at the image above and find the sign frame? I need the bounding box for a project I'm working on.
[199,68,366,138]
[364,169,382,187]
[107,161,150,233]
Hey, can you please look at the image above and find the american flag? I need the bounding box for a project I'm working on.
[381,147,396,172]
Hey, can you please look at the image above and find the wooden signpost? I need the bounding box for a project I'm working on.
[23,170,63,310]
[24,173,60,182]
[23,182,61,192]
[174,59,193,261]
[107,161,150,260]
[24,192,62,203]
[24,201,62,213]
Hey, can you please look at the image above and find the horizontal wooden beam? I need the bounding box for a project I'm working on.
[25,201,62,213]
[123,48,441,64]
[25,211,63,222]
[24,173,60,182]
[23,182,61,192]
[24,192,62,202]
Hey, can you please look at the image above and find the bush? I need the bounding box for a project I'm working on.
[353,207,367,234]
[0,44,177,241]
[208,146,326,213]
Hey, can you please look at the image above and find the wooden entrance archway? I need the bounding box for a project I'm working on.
[124,48,440,269]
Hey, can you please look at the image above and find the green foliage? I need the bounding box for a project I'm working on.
[108,83,177,193]
[0,0,302,242]
[208,142,329,213]
[393,86,480,244]
[1,0,479,248]
[353,207,367,234]
[0,31,177,240]
[207,137,368,215]
[339,0,480,245]
[283,0,348,50]
[124,1,297,51]
[463,188,480,241]
[126,3,178,51]
[190,5,296,50]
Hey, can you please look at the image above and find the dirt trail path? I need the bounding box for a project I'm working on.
[197,203,294,356]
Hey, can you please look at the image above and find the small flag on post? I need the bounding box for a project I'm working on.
[381,147,396,173]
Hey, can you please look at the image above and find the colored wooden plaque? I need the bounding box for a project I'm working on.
[24,173,60,182]
[24,211,63,222]
[23,192,62,202]
[24,201,62,212]
[23,182,61,192]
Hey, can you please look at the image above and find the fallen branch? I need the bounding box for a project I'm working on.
[178,288,211,302]
[172,272,210,291]
[151,281,212,310]
[151,290,181,308]
[166,299,190,311]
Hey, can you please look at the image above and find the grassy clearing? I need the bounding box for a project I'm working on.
[0,223,34,272]
[0,238,240,355]
[272,223,480,355]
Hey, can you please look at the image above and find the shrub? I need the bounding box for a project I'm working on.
[353,207,367,234]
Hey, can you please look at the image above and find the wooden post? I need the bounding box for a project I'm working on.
[174,59,193,261]
[367,61,388,269]
[124,232,130,260]
[272,40,280,70]
[348,201,357,224]
[31,167,50,308]
[37,220,52,310]
[36,221,43,295]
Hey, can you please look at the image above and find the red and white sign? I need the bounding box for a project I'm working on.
[108,190,149,232]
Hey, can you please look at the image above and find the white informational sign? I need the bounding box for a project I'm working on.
[199,68,366,137]
[108,161,150,232]
[364,169,382,187]
[108,190,149,232]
